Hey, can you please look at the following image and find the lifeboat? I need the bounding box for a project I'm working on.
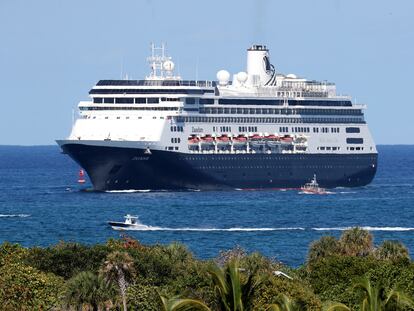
[200,134,215,149]
[188,135,200,144]
[233,135,247,149]
[265,134,281,147]
[216,134,231,146]
[280,135,294,145]
[249,134,266,148]
[188,135,200,150]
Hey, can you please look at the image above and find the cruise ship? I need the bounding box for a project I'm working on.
[57,44,377,191]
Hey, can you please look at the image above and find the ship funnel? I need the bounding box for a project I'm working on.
[246,44,274,86]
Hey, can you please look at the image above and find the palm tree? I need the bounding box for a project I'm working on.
[101,251,134,311]
[266,293,306,311]
[353,277,413,311]
[339,227,373,257]
[307,235,340,264]
[374,240,410,262]
[65,271,114,311]
[207,259,263,311]
[159,295,211,311]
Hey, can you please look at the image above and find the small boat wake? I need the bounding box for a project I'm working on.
[112,225,306,232]
[109,216,414,233]
[0,214,30,218]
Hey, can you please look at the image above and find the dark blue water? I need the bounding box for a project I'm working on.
[0,145,413,267]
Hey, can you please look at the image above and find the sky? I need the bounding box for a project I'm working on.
[0,0,413,145]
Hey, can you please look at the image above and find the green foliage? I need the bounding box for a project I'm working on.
[339,227,374,257]
[3,232,414,310]
[307,236,340,265]
[303,255,380,308]
[65,271,115,311]
[101,251,135,311]
[0,258,65,310]
[374,240,410,263]
[206,259,266,311]
[0,242,27,264]
[255,272,321,311]
[266,293,307,311]
[126,242,196,286]
[127,283,162,310]
[25,241,111,279]
[160,295,211,311]
[352,276,414,311]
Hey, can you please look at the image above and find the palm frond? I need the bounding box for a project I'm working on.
[322,302,351,311]
[160,295,211,311]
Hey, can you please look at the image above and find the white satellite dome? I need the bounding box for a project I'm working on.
[237,71,248,84]
[217,70,230,86]
[163,60,175,71]
[286,73,297,79]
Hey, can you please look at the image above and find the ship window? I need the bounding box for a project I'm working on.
[115,98,134,104]
[186,98,195,105]
[93,97,103,103]
[135,98,146,104]
[147,98,159,104]
[104,98,114,104]
[200,98,213,105]
[347,138,363,144]
[346,127,360,133]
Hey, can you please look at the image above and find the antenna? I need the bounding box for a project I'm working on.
[146,43,180,80]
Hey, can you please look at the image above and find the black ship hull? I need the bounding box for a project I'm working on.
[60,143,378,191]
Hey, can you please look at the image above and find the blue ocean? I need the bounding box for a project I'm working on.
[0,145,413,267]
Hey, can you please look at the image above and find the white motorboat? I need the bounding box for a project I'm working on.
[108,214,142,229]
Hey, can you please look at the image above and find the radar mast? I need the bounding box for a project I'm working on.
[146,43,180,80]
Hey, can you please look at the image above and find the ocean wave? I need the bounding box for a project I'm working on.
[0,214,30,218]
[106,189,151,193]
[312,226,414,232]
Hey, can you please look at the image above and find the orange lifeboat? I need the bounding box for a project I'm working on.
[188,135,200,144]
[280,135,293,145]
[249,134,266,148]
[233,135,247,149]
[216,134,231,145]
[200,134,215,149]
